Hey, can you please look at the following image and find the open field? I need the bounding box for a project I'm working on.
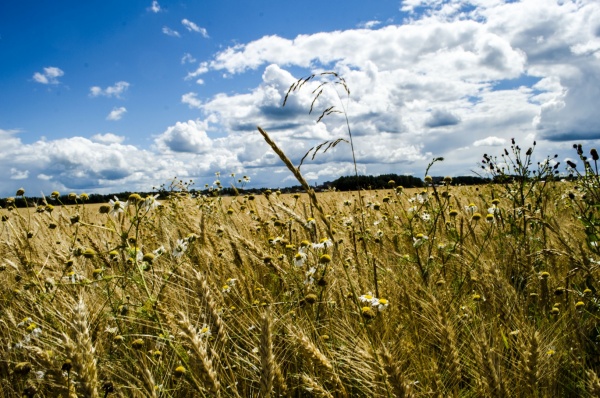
[2,174,600,397]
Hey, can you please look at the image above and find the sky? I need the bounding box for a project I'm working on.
[1,0,600,197]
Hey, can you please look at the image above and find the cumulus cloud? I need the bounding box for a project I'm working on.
[182,19,209,37]
[148,1,161,13]
[89,81,130,98]
[10,168,28,180]
[473,137,507,147]
[32,67,64,84]
[154,120,213,153]
[185,62,209,81]
[425,109,461,128]
[162,26,180,37]
[358,20,381,29]
[177,0,599,180]
[4,0,600,196]
[0,128,240,196]
[182,92,202,109]
[106,107,127,121]
[91,133,125,144]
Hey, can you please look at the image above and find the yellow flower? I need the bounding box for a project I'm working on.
[361,306,376,319]
[174,365,186,378]
[304,293,318,304]
[319,254,332,264]
[131,338,144,350]
[82,248,96,259]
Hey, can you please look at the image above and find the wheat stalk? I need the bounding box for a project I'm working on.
[257,126,332,237]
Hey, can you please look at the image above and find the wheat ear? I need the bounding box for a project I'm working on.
[379,345,414,398]
[291,327,347,398]
[195,270,226,346]
[176,312,221,397]
[519,330,540,395]
[301,374,335,398]
[586,369,600,396]
[259,313,274,398]
[63,297,99,398]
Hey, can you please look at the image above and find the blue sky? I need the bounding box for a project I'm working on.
[1,0,600,196]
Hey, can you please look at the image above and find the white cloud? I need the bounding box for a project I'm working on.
[149,1,161,13]
[162,26,180,38]
[0,129,238,196]
[358,20,381,29]
[32,66,64,84]
[4,0,600,196]
[10,168,28,180]
[154,120,213,153]
[181,53,197,64]
[181,92,202,109]
[177,0,599,181]
[182,19,209,38]
[203,23,526,81]
[91,133,125,144]
[106,107,127,121]
[473,136,507,147]
[425,109,461,128]
[89,81,130,98]
[185,62,209,80]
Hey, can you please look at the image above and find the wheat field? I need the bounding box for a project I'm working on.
[2,74,600,397]
[1,154,600,397]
